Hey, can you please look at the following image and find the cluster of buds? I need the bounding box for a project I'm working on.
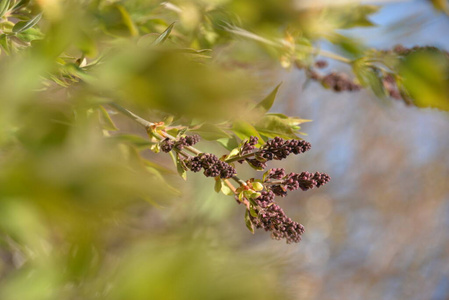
[234,136,311,170]
[160,134,200,153]
[186,153,236,179]
[231,137,330,243]
[158,134,330,244]
[264,169,331,197]
[384,44,449,57]
[249,191,305,244]
[307,69,362,92]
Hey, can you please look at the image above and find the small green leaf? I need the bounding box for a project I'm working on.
[226,147,240,160]
[13,13,42,33]
[176,156,187,181]
[252,182,264,191]
[249,206,258,218]
[214,177,222,193]
[98,105,118,131]
[244,210,255,234]
[221,184,234,196]
[153,22,175,46]
[254,83,282,112]
[238,191,245,202]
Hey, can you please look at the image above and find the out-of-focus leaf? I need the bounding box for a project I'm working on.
[221,183,234,196]
[116,4,138,36]
[430,0,449,14]
[0,34,10,54]
[152,22,175,46]
[98,105,118,131]
[12,13,42,33]
[254,83,282,113]
[214,177,222,193]
[0,0,11,18]
[338,5,380,29]
[399,50,449,110]
[353,59,387,99]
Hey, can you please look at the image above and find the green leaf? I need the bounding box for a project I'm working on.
[153,22,175,46]
[232,121,264,145]
[226,147,240,160]
[244,210,255,234]
[176,156,187,181]
[191,123,231,140]
[352,59,387,99]
[254,83,282,112]
[98,105,118,131]
[249,206,258,218]
[255,115,298,139]
[216,136,239,151]
[221,184,234,196]
[399,50,449,111]
[214,177,222,193]
[252,182,264,191]
[0,34,10,55]
[116,4,138,36]
[12,13,42,33]
[0,0,11,18]
[169,152,187,180]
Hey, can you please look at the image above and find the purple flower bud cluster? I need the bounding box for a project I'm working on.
[266,169,331,197]
[387,44,449,57]
[249,191,305,244]
[241,136,259,155]
[259,137,311,160]
[186,153,236,179]
[160,134,200,153]
[306,69,362,92]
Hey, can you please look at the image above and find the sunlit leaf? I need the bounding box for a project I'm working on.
[254,83,282,113]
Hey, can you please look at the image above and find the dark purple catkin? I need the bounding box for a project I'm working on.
[174,134,200,150]
[160,138,174,153]
[265,171,331,197]
[260,137,311,161]
[186,153,236,179]
[250,191,305,244]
